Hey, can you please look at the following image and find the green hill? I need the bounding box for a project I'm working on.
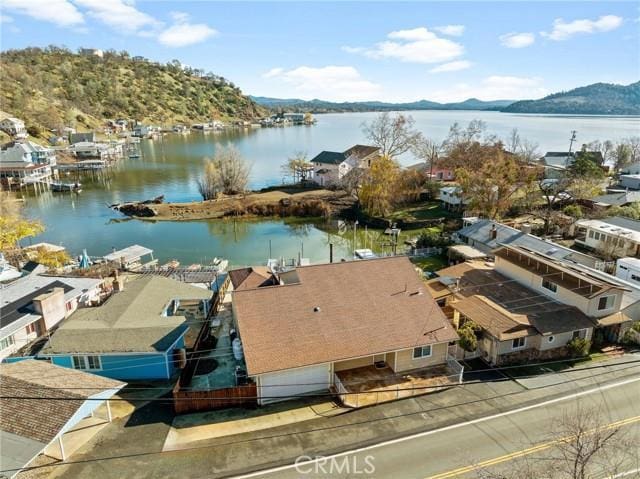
[0,46,266,136]
[502,82,640,115]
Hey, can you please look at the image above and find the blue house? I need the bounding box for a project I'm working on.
[39,275,212,381]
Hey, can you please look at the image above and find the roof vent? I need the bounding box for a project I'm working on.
[313,306,321,312]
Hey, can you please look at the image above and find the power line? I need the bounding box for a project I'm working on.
[3,361,639,476]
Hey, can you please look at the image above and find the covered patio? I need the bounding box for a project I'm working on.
[333,362,462,408]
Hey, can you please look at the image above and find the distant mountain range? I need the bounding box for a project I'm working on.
[252,81,640,115]
[250,96,515,113]
[503,82,640,115]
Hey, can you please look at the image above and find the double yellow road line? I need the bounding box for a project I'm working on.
[426,415,640,479]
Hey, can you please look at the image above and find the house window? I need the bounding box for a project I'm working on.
[512,337,526,349]
[72,355,102,370]
[25,323,37,335]
[413,345,432,359]
[0,335,15,351]
[594,232,600,240]
[597,295,615,311]
[572,329,587,340]
[541,279,558,293]
[588,230,594,238]
[547,336,555,343]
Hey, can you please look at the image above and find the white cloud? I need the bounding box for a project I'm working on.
[434,25,465,36]
[541,15,623,41]
[1,14,14,23]
[430,60,473,73]
[74,0,158,33]
[261,65,382,102]
[157,12,217,47]
[500,32,535,48]
[3,0,84,27]
[345,26,464,64]
[429,75,548,102]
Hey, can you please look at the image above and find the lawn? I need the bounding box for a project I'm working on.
[410,254,448,272]
[389,201,458,222]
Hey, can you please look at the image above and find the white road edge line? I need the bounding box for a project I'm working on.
[232,375,640,478]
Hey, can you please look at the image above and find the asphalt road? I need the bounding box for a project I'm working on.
[236,376,640,479]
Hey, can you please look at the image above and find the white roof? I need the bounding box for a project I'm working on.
[576,218,640,243]
[1,274,103,306]
[104,244,153,263]
[449,244,488,259]
[618,257,640,268]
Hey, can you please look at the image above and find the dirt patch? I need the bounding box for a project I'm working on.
[117,189,356,221]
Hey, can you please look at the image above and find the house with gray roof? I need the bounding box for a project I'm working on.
[311,144,380,186]
[0,273,104,361]
[574,216,640,259]
[38,275,212,381]
[586,190,640,208]
[455,218,599,268]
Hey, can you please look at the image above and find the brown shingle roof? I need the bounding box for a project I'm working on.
[229,267,278,291]
[0,360,124,444]
[440,261,595,340]
[233,257,458,376]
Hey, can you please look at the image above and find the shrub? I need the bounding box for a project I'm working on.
[563,204,583,219]
[567,337,590,358]
[26,125,41,137]
[416,230,449,248]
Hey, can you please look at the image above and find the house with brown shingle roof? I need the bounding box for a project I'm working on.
[0,360,124,476]
[425,243,634,365]
[230,256,460,405]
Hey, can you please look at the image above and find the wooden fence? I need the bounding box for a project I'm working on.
[172,382,257,414]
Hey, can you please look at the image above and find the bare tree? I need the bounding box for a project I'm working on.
[475,403,639,479]
[362,112,422,158]
[412,137,441,178]
[506,128,521,154]
[281,152,314,184]
[197,146,251,199]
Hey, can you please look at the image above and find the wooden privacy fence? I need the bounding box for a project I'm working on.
[172,383,257,414]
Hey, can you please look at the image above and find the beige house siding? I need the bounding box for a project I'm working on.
[494,256,624,318]
[393,342,448,372]
[539,329,592,351]
[495,336,536,356]
[334,356,374,372]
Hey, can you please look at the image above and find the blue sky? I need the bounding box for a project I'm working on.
[1,1,638,102]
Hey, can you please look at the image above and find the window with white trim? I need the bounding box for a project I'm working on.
[0,335,15,351]
[413,345,432,359]
[597,295,615,311]
[512,337,526,349]
[541,279,558,293]
[71,355,102,370]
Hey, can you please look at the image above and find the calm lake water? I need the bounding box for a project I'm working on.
[22,111,640,266]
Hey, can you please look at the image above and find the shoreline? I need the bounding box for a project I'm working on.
[113,188,356,222]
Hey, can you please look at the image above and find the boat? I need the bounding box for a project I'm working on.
[212,257,229,272]
[354,249,378,260]
[51,182,81,193]
[161,259,180,269]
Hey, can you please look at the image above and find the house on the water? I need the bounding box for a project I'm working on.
[311,144,380,186]
[231,257,461,406]
[37,275,212,381]
[0,360,124,472]
[0,141,57,188]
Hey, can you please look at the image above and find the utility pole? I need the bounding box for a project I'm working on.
[567,130,577,167]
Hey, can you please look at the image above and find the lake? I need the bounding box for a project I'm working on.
[21,111,640,266]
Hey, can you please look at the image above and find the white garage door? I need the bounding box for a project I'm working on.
[259,364,330,404]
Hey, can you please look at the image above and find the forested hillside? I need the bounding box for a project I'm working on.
[0,46,265,135]
[502,82,640,115]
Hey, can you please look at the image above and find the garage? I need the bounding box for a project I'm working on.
[258,363,330,404]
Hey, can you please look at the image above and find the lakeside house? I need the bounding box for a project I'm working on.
[0,140,57,188]
[616,257,640,285]
[78,48,104,58]
[622,161,640,175]
[540,150,604,179]
[438,186,467,211]
[0,360,124,472]
[1,269,105,361]
[69,132,96,145]
[36,275,212,381]
[426,244,638,364]
[311,144,380,186]
[619,174,640,191]
[573,216,640,259]
[0,117,27,139]
[454,218,600,268]
[230,257,461,406]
